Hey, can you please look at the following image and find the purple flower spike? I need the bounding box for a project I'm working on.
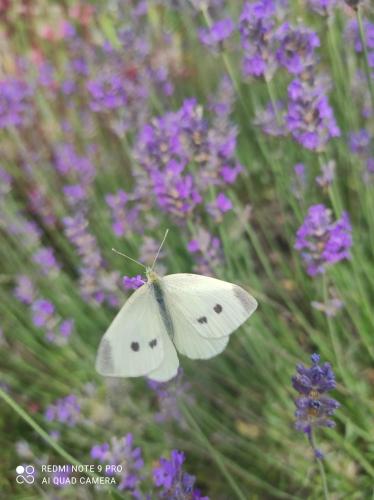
[147,368,194,425]
[239,1,277,79]
[91,434,144,496]
[44,394,81,427]
[275,23,320,75]
[306,0,339,16]
[153,449,209,499]
[199,18,235,49]
[295,204,352,276]
[186,227,223,276]
[123,275,145,290]
[292,353,340,459]
[0,78,33,129]
[286,78,340,151]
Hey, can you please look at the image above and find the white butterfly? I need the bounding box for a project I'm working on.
[96,233,258,382]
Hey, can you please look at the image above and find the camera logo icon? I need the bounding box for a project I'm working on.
[16,465,35,484]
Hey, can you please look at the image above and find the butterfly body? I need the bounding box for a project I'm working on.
[96,271,257,382]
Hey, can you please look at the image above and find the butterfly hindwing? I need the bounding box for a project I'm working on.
[160,274,257,350]
[96,283,169,378]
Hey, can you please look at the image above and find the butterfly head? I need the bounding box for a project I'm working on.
[146,267,159,283]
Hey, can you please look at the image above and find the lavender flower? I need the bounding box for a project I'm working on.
[148,368,194,425]
[199,18,235,50]
[292,163,307,199]
[32,299,55,328]
[52,465,72,488]
[292,353,340,458]
[106,190,140,237]
[123,275,145,290]
[32,247,61,276]
[133,98,241,223]
[316,160,335,189]
[44,395,81,427]
[16,283,74,344]
[348,129,371,155]
[187,227,223,275]
[239,0,277,79]
[63,213,120,307]
[206,192,233,221]
[345,18,374,55]
[306,0,339,16]
[311,296,344,317]
[91,434,144,494]
[254,100,288,136]
[0,77,33,128]
[87,73,128,112]
[14,275,35,305]
[153,450,208,499]
[286,78,340,151]
[275,23,320,75]
[295,204,353,276]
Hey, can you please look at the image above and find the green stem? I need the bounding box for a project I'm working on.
[181,403,247,500]
[309,431,330,500]
[357,8,374,111]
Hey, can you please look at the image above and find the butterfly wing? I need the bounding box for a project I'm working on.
[160,274,257,359]
[96,283,178,381]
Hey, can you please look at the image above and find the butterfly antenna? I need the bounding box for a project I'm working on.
[151,229,169,271]
[112,248,147,270]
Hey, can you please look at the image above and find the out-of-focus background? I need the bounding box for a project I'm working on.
[1,0,374,498]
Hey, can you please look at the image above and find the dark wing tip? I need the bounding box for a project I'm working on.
[233,285,258,315]
[95,338,114,375]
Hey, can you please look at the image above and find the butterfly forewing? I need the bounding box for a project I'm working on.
[95,283,166,378]
[160,274,258,342]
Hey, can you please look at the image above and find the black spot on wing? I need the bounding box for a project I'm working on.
[131,342,140,352]
[198,316,208,324]
[149,339,157,349]
[96,339,114,374]
[214,304,223,313]
[233,285,258,314]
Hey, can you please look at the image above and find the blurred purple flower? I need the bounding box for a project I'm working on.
[59,319,75,339]
[275,23,320,75]
[207,192,233,221]
[292,353,339,459]
[254,100,288,136]
[239,0,277,78]
[133,97,240,222]
[148,368,194,425]
[54,143,96,185]
[311,297,344,317]
[52,465,72,488]
[32,247,61,276]
[295,204,352,276]
[153,449,208,499]
[345,18,374,54]
[44,395,81,427]
[286,78,340,151]
[91,434,144,494]
[105,190,140,237]
[316,160,335,189]
[0,77,33,128]
[199,18,235,49]
[14,275,35,305]
[123,275,145,290]
[306,0,339,15]
[32,299,55,328]
[187,227,223,275]
[63,213,120,306]
[87,73,128,112]
[348,129,371,155]
[292,163,307,200]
